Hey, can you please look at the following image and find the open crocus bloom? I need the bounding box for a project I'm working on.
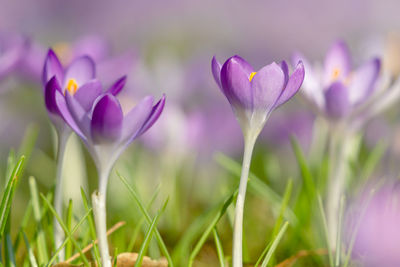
[212,55,304,138]
[293,41,381,119]
[45,74,165,169]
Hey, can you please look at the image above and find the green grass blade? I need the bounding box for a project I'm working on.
[317,194,334,267]
[215,153,297,225]
[255,179,293,266]
[28,176,49,264]
[134,198,168,267]
[80,187,100,263]
[40,193,90,267]
[5,234,16,267]
[0,156,25,239]
[65,199,74,259]
[335,195,345,267]
[261,221,289,267]
[127,184,161,253]
[188,189,238,267]
[23,232,38,267]
[290,137,315,200]
[212,228,225,267]
[117,172,173,267]
[48,208,92,266]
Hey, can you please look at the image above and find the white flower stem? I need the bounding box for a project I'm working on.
[92,164,112,267]
[232,134,257,267]
[54,130,70,261]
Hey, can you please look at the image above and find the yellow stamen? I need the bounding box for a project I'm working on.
[331,67,341,80]
[249,72,257,82]
[65,79,78,95]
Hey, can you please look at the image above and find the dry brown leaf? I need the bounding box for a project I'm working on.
[116,252,168,267]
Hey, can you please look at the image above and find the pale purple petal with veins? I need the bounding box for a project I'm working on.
[250,62,285,112]
[274,61,305,108]
[63,56,95,87]
[73,80,102,111]
[136,94,166,137]
[121,96,154,143]
[211,56,222,89]
[220,55,254,109]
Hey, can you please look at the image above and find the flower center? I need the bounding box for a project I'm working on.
[65,78,78,95]
[331,67,341,80]
[249,72,257,82]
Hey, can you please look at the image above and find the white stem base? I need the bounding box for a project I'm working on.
[92,191,111,267]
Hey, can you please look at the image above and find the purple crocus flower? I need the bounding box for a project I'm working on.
[45,51,164,266]
[293,40,381,119]
[212,55,304,267]
[212,55,305,138]
[0,32,29,81]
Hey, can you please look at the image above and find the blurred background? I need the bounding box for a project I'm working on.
[1,0,400,266]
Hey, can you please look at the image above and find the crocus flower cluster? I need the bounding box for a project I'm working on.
[212,55,304,267]
[294,41,381,120]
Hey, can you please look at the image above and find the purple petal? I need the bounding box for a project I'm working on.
[91,94,123,143]
[250,62,285,112]
[211,56,222,89]
[137,94,166,137]
[45,76,63,115]
[106,76,127,96]
[121,96,154,143]
[348,58,381,105]
[324,82,350,118]
[63,56,95,87]
[280,60,289,85]
[220,56,254,109]
[42,49,64,86]
[73,80,103,112]
[65,91,91,140]
[274,61,305,108]
[324,41,351,84]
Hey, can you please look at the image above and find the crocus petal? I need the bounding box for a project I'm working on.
[348,58,381,105]
[250,62,285,112]
[280,60,289,85]
[55,90,86,140]
[43,49,64,86]
[220,56,254,109]
[73,80,103,111]
[121,96,154,143]
[324,41,351,84]
[45,76,63,115]
[211,56,222,89]
[274,61,305,108]
[324,82,350,118]
[64,56,95,87]
[65,91,91,139]
[106,76,127,96]
[91,94,123,143]
[137,94,166,137]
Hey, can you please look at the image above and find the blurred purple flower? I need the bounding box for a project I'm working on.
[18,35,134,86]
[294,40,381,119]
[0,32,29,81]
[212,55,304,137]
[348,183,400,267]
